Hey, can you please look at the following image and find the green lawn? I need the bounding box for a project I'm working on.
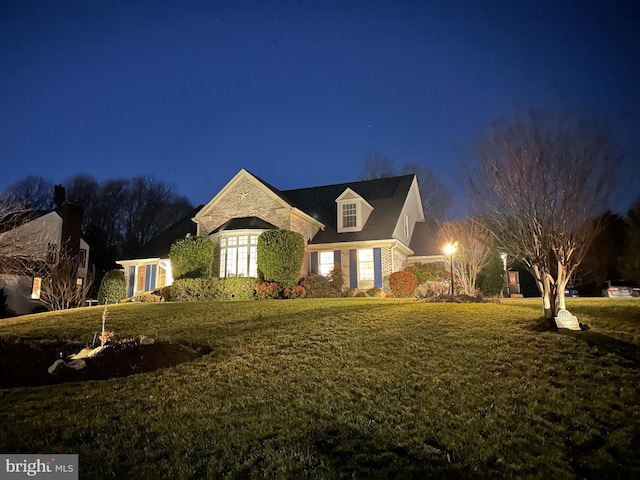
[1,298,639,478]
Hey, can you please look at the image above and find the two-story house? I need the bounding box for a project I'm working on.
[0,204,90,316]
[117,169,443,296]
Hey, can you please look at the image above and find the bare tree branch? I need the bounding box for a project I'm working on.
[469,111,623,320]
[360,152,395,180]
[437,218,494,296]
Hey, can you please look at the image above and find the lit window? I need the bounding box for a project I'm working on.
[404,214,409,238]
[359,249,374,281]
[342,203,357,228]
[219,234,259,278]
[319,251,335,277]
[31,277,42,299]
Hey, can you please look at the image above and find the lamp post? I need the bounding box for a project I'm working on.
[500,253,508,298]
[443,243,456,296]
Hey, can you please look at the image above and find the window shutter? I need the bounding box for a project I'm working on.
[128,266,135,297]
[349,249,358,289]
[334,250,341,268]
[373,247,382,288]
[150,265,157,290]
[310,252,318,274]
[144,265,152,291]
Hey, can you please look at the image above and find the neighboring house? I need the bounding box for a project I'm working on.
[117,205,203,298]
[0,204,90,316]
[117,169,445,296]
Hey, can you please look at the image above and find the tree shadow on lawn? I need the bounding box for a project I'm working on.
[0,338,211,389]
[557,329,640,369]
[524,317,640,369]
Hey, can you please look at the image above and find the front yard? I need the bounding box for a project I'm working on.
[1,298,639,478]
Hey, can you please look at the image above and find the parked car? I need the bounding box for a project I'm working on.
[564,285,579,297]
[601,280,640,298]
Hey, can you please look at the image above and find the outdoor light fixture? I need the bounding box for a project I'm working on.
[500,253,508,298]
[443,243,456,295]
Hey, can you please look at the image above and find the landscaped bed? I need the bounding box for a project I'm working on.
[0,298,639,478]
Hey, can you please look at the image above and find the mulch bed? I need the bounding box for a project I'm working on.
[0,339,208,389]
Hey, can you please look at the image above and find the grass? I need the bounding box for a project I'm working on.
[1,298,639,478]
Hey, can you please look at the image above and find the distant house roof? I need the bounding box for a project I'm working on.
[119,205,203,260]
[280,174,416,244]
[0,209,53,234]
[209,216,277,235]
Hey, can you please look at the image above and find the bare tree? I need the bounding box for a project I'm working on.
[121,176,193,255]
[402,163,453,225]
[437,218,494,296]
[360,152,395,180]
[574,212,625,291]
[64,174,101,230]
[5,175,54,210]
[469,111,622,321]
[38,250,94,311]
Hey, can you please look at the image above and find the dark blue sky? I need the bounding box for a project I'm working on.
[1,0,639,216]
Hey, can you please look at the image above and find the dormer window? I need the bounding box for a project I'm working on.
[336,188,374,233]
[342,203,357,228]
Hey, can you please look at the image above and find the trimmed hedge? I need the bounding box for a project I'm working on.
[169,235,215,279]
[97,270,127,305]
[170,277,258,301]
[257,229,305,288]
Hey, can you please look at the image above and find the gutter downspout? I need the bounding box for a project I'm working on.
[390,241,398,273]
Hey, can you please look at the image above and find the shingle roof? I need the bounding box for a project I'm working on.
[119,205,202,260]
[281,175,416,244]
[409,221,442,257]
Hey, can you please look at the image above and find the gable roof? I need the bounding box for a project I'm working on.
[281,174,417,244]
[119,205,203,261]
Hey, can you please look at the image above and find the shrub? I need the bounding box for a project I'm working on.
[256,282,280,300]
[414,281,450,299]
[170,278,258,301]
[300,274,342,298]
[169,235,214,279]
[366,287,383,298]
[257,229,305,288]
[477,250,506,297]
[157,286,172,301]
[284,284,306,299]
[407,263,449,284]
[327,266,345,292]
[133,291,164,302]
[97,270,127,305]
[389,270,418,298]
[222,278,260,300]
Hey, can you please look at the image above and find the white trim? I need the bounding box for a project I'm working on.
[307,239,413,256]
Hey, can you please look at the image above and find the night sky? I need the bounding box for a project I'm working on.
[1,0,639,217]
